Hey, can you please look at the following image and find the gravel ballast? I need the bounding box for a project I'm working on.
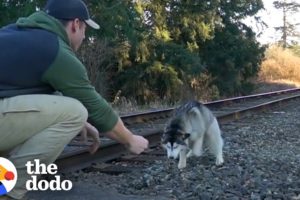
[68,101,300,200]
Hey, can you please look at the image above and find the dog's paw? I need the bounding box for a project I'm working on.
[178,162,186,169]
[193,149,203,157]
[187,150,193,158]
[215,156,224,166]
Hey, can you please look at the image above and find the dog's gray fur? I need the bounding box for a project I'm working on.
[161,100,224,169]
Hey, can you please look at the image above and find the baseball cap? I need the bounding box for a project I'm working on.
[44,0,100,29]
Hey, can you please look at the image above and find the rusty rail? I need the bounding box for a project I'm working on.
[56,88,300,172]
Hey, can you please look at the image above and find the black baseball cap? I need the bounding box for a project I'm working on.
[44,0,100,29]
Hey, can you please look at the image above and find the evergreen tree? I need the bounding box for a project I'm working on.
[273,0,300,48]
[0,0,44,26]
[0,0,267,102]
[200,0,265,95]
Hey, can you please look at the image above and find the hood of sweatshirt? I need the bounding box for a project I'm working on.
[16,11,70,45]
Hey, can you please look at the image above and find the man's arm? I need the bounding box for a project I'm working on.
[105,118,149,154]
[43,46,148,153]
[82,118,149,155]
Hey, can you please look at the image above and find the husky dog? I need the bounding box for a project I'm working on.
[161,100,224,169]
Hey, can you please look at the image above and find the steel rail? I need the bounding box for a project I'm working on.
[56,89,300,172]
[121,88,300,125]
[217,93,300,123]
[56,129,163,172]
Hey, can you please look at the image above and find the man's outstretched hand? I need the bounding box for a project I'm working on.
[126,134,149,154]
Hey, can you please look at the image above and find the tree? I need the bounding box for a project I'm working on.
[200,0,265,96]
[0,0,267,102]
[112,0,222,103]
[0,0,44,26]
[273,0,300,48]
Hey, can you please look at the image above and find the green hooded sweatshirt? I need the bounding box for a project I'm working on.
[11,11,119,132]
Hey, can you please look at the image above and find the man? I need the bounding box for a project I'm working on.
[0,0,149,199]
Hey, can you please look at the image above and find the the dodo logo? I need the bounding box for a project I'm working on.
[0,157,17,196]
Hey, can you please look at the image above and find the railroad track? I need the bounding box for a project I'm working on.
[55,88,300,172]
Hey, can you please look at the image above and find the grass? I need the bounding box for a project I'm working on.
[254,45,300,93]
[258,45,300,85]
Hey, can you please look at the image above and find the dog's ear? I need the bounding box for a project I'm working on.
[176,139,186,145]
[161,132,169,144]
[183,133,190,140]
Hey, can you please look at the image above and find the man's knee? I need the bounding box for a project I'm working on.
[65,97,88,124]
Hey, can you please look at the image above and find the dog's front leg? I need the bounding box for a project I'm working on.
[192,135,204,157]
[178,149,188,169]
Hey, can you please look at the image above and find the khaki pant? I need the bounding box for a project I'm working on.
[0,95,87,199]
